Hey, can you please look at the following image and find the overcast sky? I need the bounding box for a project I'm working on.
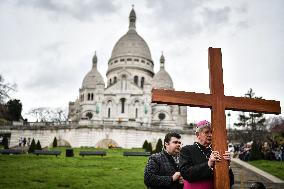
[0,0,283,124]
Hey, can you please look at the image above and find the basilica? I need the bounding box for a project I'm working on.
[68,7,187,130]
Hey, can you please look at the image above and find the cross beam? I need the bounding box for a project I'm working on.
[152,47,281,189]
[152,90,280,114]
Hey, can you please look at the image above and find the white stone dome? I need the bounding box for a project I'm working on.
[82,69,105,88]
[152,70,174,89]
[82,53,105,88]
[110,30,152,61]
[109,8,152,61]
[152,54,174,89]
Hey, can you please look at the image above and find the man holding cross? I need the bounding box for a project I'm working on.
[152,47,281,188]
[179,120,234,189]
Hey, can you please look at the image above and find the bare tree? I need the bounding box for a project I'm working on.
[233,88,268,143]
[0,75,16,103]
[265,115,284,148]
[28,107,67,122]
[50,108,68,122]
[28,107,49,122]
[266,116,284,130]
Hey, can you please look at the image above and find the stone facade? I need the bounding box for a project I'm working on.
[68,8,187,131]
[5,125,194,149]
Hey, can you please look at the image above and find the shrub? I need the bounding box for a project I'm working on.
[2,135,9,149]
[142,140,148,150]
[146,142,153,154]
[28,138,36,153]
[249,140,262,161]
[154,138,163,153]
[53,137,57,148]
[36,140,42,150]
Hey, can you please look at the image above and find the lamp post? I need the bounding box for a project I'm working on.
[227,111,231,140]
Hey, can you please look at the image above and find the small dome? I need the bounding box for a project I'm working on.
[82,53,105,88]
[82,69,105,88]
[152,54,174,90]
[152,69,174,90]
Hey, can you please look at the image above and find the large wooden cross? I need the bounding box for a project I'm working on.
[152,47,281,189]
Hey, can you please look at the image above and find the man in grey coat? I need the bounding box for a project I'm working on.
[144,132,183,189]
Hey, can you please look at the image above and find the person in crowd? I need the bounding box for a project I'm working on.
[179,120,234,189]
[23,137,27,146]
[19,137,22,147]
[144,132,183,189]
[250,182,266,189]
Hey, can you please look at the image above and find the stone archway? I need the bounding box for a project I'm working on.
[95,139,119,148]
[50,138,71,147]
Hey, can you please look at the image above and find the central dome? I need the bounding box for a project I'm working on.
[109,7,152,61]
[110,30,152,61]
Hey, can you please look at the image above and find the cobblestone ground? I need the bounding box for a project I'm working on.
[231,161,284,189]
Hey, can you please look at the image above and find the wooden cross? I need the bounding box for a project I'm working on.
[152,47,281,189]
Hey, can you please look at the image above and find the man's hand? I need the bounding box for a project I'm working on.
[172,172,181,181]
[208,151,221,168]
[223,151,231,162]
[178,175,184,184]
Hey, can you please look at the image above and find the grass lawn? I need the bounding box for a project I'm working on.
[248,160,284,180]
[0,148,148,189]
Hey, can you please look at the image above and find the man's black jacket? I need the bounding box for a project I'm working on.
[144,150,183,189]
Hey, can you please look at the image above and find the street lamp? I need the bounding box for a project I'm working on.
[227,111,231,140]
[227,111,231,130]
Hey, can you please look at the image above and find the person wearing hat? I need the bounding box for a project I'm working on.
[179,120,234,189]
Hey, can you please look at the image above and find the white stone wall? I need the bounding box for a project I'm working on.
[8,127,195,149]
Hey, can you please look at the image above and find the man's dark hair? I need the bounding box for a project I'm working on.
[250,182,266,189]
[164,132,181,148]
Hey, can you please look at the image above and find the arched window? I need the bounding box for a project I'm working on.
[109,79,112,86]
[121,75,127,90]
[158,113,166,121]
[135,108,138,118]
[108,108,111,118]
[120,98,126,113]
[87,93,90,100]
[86,112,93,120]
[114,77,117,83]
[134,76,138,85]
[141,77,144,88]
[91,93,94,101]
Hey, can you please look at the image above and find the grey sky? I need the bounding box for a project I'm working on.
[0,0,283,123]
